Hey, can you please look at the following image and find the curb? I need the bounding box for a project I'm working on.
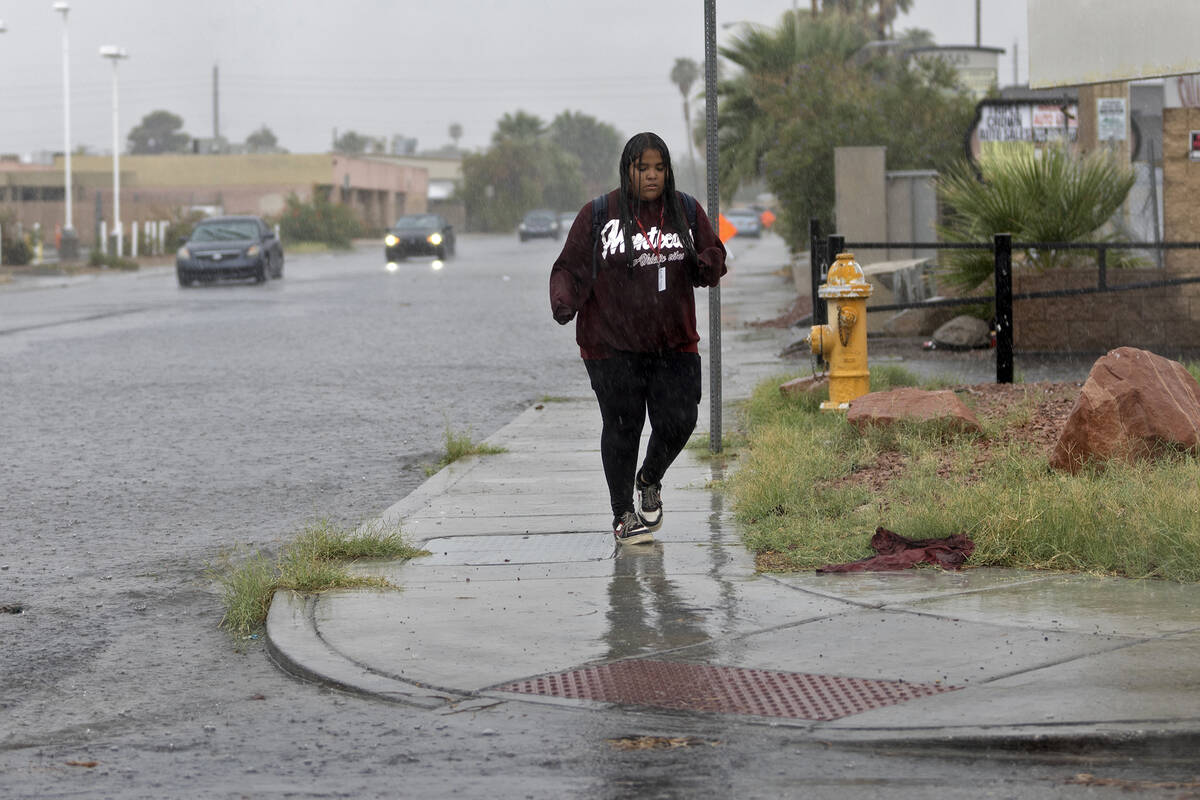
[823,724,1200,759]
[264,589,467,709]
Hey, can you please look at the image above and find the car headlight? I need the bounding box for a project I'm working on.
[385,234,399,247]
[246,244,260,257]
[427,232,443,246]
[177,246,190,259]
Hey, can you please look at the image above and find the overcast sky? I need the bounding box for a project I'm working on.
[0,0,1028,160]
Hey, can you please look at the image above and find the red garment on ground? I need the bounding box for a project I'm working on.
[816,527,975,573]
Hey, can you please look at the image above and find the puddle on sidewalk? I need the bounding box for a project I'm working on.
[417,533,615,566]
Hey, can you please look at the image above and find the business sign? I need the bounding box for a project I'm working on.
[1097,97,1127,141]
[975,102,1078,144]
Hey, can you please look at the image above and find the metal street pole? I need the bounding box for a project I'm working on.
[0,19,4,268]
[704,0,721,454]
[54,3,78,259]
[100,46,127,257]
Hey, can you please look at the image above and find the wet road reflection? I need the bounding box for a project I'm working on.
[601,462,742,664]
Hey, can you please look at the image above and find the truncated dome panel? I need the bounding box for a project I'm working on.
[496,660,958,720]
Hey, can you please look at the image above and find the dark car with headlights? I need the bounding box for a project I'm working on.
[518,209,560,242]
[385,214,455,261]
[176,215,283,286]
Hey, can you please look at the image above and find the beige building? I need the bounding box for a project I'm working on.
[370,153,464,227]
[0,153,430,242]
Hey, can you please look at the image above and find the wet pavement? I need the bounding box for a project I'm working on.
[267,235,1200,750]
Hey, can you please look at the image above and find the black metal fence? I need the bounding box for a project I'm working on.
[808,219,1200,384]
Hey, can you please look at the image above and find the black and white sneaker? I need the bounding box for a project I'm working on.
[636,474,663,531]
[613,511,654,545]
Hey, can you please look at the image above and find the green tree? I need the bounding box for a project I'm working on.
[936,144,1139,292]
[127,110,191,154]
[333,130,370,155]
[820,0,914,38]
[539,146,586,212]
[462,140,543,232]
[669,58,701,192]
[245,125,280,153]
[463,112,588,231]
[547,111,622,194]
[895,26,936,50]
[715,10,972,249]
[492,111,546,144]
[448,122,463,149]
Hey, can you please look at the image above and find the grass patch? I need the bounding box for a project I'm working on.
[729,366,1200,582]
[210,518,427,637]
[538,395,575,403]
[87,250,139,271]
[283,241,337,254]
[425,425,507,475]
[686,429,746,461]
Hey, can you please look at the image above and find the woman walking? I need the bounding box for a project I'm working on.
[549,132,727,544]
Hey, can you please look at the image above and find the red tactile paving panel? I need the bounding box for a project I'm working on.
[496,660,958,720]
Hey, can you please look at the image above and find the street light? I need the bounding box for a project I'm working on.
[100,45,128,257]
[54,2,78,259]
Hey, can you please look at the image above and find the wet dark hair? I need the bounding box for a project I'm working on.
[616,132,697,271]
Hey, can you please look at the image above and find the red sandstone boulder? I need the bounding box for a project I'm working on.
[1050,347,1200,473]
[846,387,983,434]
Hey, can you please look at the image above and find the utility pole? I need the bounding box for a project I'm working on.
[212,64,219,141]
[54,3,78,259]
[976,0,981,47]
[100,45,128,256]
[704,0,721,453]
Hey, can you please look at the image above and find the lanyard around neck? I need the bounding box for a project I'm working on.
[633,205,665,262]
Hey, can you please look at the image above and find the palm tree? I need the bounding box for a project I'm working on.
[448,122,463,150]
[716,12,868,200]
[669,58,701,192]
[819,0,913,38]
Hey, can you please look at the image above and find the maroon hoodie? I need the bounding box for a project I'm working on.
[548,189,727,359]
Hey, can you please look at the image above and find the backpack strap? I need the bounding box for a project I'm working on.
[589,193,608,279]
[678,192,698,238]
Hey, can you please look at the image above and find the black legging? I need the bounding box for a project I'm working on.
[584,351,702,520]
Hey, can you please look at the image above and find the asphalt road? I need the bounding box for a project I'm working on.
[0,236,1192,799]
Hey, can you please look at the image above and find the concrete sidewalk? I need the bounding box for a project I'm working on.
[266,235,1200,748]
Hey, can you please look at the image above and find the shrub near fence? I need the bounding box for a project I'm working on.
[278,192,361,248]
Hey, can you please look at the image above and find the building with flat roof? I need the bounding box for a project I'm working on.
[0,153,429,243]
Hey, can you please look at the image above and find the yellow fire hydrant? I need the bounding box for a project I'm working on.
[809,252,872,412]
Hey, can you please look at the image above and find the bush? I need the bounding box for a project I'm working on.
[88,249,138,271]
[278,192,362,247]
[937,144,1141,293]
[0,211,31,266]
[164,209,209,252]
